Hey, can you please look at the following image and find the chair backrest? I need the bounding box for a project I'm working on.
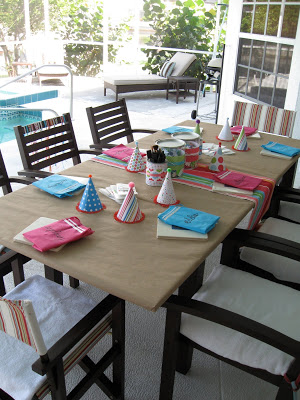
[169,52,197,76]
[0,297,47,355]
[0,150,12,194]
[14,113,81,172]
[86,98,134,150]
[231,101,296,137]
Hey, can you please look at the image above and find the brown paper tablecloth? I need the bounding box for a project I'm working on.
[0,159,252,311]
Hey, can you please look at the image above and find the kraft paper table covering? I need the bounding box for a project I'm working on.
[0,160,252,311]
[140,121,300,184]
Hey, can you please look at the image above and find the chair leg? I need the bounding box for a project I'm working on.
[11,257,25,286]
[69,276,80,288]
[276,382,293,400]
[176,339,193,375]
[47,359,67,400]
[159,309,181,400]
[44,265,63,285]
[112,299,125,400]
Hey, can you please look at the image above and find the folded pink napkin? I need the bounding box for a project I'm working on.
[23,217,94,252]
[103,144,146,161]
[213,170,262,191]
[230,126,257,136]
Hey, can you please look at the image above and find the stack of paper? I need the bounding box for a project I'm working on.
[202,143,235,156]
[99,183,138,204]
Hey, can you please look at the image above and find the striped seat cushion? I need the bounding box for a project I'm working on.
[159,61,176,78]
[231,101,296,137]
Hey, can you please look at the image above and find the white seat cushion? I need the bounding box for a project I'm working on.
[180,265,299,376]
[104,74,167,85]
[0,275,107,400]
[278,201,300,223]
[240,217,300,283]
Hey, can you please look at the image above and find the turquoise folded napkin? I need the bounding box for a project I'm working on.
[261,141,300,157]
[33,174,86,198]
[158,205,220,234]
[162,126,193,134]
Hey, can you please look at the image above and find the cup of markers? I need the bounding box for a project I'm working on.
[146,146,168,186]
[155,138,186,177]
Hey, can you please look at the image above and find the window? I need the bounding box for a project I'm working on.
[234,0,300,107]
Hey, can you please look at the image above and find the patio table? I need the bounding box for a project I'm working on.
[0,125,298,311]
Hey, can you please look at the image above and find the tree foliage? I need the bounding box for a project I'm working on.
[142,0,217,79]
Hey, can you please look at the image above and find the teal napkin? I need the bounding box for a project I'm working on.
[162,126,193,134]
[158,205,220,234]
[33,174,86,198]
[261,141,300,157]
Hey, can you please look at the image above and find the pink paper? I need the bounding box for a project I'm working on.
[213,171,262,191]
[103,144,146,161]
[23,217,94,252]
[230,126,257,136]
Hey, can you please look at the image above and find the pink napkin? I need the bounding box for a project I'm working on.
[230,126,257,136]
[103,144,146,161]
[213,170,262,191]
[23,217,94,252]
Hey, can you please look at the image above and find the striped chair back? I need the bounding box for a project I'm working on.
[231,101,296,137]
[0,298,47,355]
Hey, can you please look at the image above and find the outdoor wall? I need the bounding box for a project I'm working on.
[218,0,300,140]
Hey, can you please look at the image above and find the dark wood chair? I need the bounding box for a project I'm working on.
[0,149,34,295]
[14,113,101,179]
[265,185,300,224]
[14,113,101,288]
[159,228,300,400]
[0,274,125,400]
[86,99,155,151]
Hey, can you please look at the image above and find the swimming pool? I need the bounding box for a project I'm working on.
[0,88,58,144]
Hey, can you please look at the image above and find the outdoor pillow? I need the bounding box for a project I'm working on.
[159,61,176,78]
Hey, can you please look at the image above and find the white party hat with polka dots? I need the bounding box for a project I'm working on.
[154,168,180,206]
[125,141,146,172]
[76,175,106,213]
[209,143,226,172]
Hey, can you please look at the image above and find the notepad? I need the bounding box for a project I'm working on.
[260,149,292,160]
[14,217,65,252]
[157,217,208,240]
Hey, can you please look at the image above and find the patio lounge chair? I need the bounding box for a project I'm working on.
[103,52,197,100]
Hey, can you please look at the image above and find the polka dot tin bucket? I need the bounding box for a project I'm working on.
[155,138,186,177]
[171,131,200,169]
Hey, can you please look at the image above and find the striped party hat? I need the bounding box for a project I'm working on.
[76,175,106,213]
[217,118,233,141]
[114,182,145,223]
[154,168,180,207]
[125,141,146,172]
[209,143,226,172]
[233,126,250,151]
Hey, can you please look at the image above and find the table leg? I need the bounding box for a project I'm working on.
[279,163,296,188]
[178,261,205,297]
[194,82,198,103]
[44,265,63,285]
[176,81,179,104]
[166,79,170,100]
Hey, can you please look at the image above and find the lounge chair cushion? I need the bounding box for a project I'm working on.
[169,52,197,76]
[240,217,300,283]
[180,265,299,376]
[159,61,176,77]
[104,74,167,86]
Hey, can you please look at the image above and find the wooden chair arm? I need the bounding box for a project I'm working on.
[32,295,122,375]
[8,176,35,185]
[78,149,102,156]
[17,170,51,179]
[222,228,300,264]
[131,129,157,134]
[163,295,300,358]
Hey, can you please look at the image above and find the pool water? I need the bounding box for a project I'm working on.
[0,115,42,144]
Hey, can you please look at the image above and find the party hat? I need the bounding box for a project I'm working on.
[154,168,180,207]
[217,117,234,141]
[232,126,250,151]
[76,175,106,213]
[194,119,201,135]
[125,141,146,172]
[209,143,226,172]
[114,182,145,223]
